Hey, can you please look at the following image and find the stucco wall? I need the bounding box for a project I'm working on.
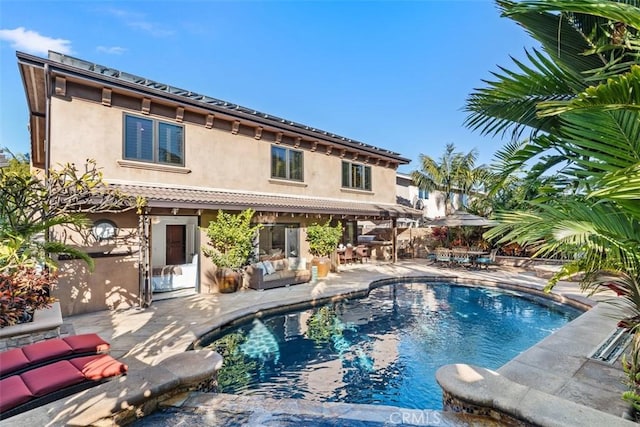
[55,255,140,317]
[53,211,141,316]
[395,177,464,220]
[43,78,405,312]
[48,95,397,204]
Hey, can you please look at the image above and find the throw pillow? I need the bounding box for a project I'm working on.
[255,261,267,277]
[273,259,286,271]
[263,261,276,275]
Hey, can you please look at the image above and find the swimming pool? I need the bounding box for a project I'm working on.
[204,281,582,410]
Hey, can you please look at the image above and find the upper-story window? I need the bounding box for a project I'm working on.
[418,188,429,199]
[271,146,303,181]
[124,114,184,166]
[341,161,371,191]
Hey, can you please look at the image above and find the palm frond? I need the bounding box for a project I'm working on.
[465,48,582,138]
[505,1,640,32]
[42,241,95,271]
[497,0,609,73]
[556,109,640,175]
[591,163,640,199]
[538,65,640,116]
[486,199,640,273]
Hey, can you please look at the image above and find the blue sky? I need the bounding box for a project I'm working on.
[0,0,537,173]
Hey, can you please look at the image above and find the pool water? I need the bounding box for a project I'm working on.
[205,282,581,410]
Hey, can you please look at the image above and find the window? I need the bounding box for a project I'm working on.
[258,224,300,259]
[342,161,371,191]
[124,114,184,166]
[418,188,429,199]
[271,146,303,181]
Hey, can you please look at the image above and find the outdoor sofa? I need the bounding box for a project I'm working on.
[246,257,311,290]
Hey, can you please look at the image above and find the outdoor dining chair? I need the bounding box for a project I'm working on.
[452,249,472,268]
[355,245,370,263]
[339,246,355,264]
[475,249,498,269]
[435,248,452,266]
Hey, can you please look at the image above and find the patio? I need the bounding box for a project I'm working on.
[5,260,636,426]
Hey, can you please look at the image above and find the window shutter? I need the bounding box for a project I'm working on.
[124,116,153,161]
[271,146,287,178]
[158,123,184,165]
[364,166,371,190]
[341,161,349,187]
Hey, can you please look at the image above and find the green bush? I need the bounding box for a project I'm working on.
[306,220,342,257]
[306,305,343,344]
[203,209,262,270]
[210,332,257,391]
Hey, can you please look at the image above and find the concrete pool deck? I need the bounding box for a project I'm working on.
[5,260,637,426]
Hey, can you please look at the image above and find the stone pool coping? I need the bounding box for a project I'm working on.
[191,272,596,350]
[436,362,634,427]
[4,261,634,426]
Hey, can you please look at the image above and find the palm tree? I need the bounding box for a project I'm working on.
[467,0,640,179]
[468,171,551,217]
[411,143,489,215]
[465,0,640,319]
[465,0,640,409]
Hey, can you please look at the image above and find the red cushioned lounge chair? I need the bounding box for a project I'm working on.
[0,333,110,379]
[0,353,127,420]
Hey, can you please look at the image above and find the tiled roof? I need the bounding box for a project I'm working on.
[111,183,423,219]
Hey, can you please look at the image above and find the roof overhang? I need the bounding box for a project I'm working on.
[110,183,424,220]
[16,51,412,168]
[17,56,47,167]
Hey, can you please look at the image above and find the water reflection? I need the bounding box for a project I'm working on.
[205,282,581,409]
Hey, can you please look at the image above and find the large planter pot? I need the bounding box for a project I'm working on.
[214,268,240,293]
[310,257,331,278]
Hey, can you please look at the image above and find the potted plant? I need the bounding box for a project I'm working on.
[203,209,262,293]
[305,220,342,278]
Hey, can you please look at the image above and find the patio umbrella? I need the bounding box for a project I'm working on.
[427,211,497,227]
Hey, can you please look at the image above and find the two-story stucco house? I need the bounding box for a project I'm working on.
[17,51,420,316]
[395,172,467,223]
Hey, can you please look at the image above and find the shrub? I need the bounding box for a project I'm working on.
[203,209,262,270]
[210,332,257,391]
[0,266,56,327]
[306,306,344,344]
[430,226,448,244]
[306,220,342,257]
